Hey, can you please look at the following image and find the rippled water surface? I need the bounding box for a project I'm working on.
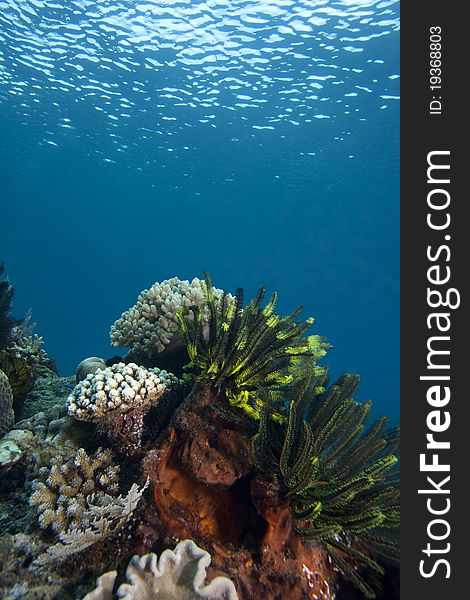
[1,1,400,422]
[1,0,399,165]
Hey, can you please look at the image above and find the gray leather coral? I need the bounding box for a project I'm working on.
[83,539,238,600]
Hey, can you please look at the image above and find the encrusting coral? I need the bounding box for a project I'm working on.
[83,539,238,600]
[66,363,184,454]
[110,277,230,358]
[0,369,15,437]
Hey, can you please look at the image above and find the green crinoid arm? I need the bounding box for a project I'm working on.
[176,273,328,422]
[253,372,399,598]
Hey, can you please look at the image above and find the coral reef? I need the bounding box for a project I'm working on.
[0,272,399,600]
[0,348,37,403]
[252,372,400,598]
[76,357,107,382]
[142,383,338,600]
[84,540,238,600]
[0,368,15,437]
[67,362,184,454]
[29,445,148,564]
[110,277,230,358]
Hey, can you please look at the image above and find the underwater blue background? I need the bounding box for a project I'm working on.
[0,0,399,423]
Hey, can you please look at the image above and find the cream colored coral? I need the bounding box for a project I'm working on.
[36,481,148,565]
[30,447,120,534]
[83,540,238,600]
[110,277,229,356]
[0,369,15,437]
[66,363,180,422]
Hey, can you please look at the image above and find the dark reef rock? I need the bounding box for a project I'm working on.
[140,383,339,600]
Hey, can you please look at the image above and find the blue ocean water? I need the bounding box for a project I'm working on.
[0,0,399,424]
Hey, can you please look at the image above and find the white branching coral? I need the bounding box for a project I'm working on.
[36,481,148,565]
[67,363,179,422]
[83,540,238,600]
[66,363,183,454]
[30,447,120,534]
[110,277,229,356]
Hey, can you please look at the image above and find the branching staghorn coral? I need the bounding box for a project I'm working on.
[177,273,329,421]
[83,539,238,600]
[66,363,184,454]
[37,481,148,565]
[252,372,400,598]
[30,447,121,534]
[110,277,230,357]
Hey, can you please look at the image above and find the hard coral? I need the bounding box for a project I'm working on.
[30,447,120,534]
[76,357,107,382]
[83,540,238,600]
[0,315,56,409]
[67,363,183,454]
[110,277,230,357]
[37,480,147,565]
[30,446,148,565]
[0,369,15,437]
[252,372,400,598]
